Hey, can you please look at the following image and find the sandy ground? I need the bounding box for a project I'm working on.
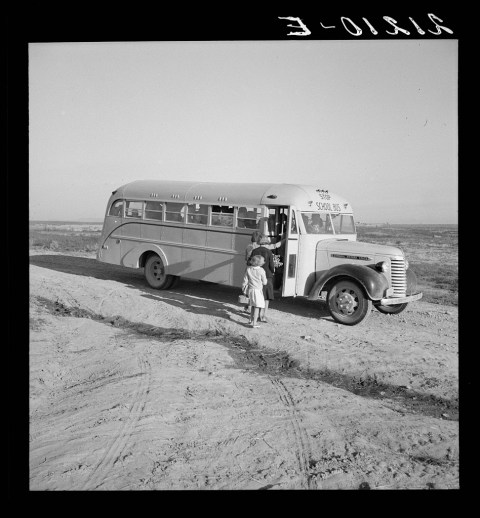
[29,251,458,490]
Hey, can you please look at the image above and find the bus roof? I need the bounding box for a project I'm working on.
[112,180,353,213]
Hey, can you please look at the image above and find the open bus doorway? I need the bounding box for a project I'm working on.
[262,206,290,290]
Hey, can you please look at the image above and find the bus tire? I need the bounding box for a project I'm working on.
[327,279,372,326]
[375,303,408,315]
[144,254,174,289]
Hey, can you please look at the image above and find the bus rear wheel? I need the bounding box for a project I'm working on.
[327,279,372,326]
[375,302,408,315]
[144,254,174,289]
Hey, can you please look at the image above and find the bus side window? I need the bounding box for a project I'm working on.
[187,203,208,225]
[165,202,186,222]
[145,201,164,220]
[125,200,144,218]
[237,206,260,229]
[211,205,234,227]
[109,199,124,217]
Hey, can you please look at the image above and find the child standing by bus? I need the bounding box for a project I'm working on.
[243,230,262,312]
[242,254,267,328]
[251,234,276,323]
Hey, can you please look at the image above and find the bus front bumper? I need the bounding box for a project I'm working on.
[378,292,423,305]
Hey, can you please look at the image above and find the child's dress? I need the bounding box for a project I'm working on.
[242,266,267,308]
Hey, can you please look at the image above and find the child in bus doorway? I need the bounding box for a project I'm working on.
[242,254,267,328]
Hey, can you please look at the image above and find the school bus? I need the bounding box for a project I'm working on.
[96,180,422,325]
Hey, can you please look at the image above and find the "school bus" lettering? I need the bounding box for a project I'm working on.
[316,202,342,211]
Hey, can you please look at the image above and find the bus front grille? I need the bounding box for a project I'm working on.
[390,258,407,297]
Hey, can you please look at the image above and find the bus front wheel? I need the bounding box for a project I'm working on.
[327,280,372,326]
[144,254,175,289]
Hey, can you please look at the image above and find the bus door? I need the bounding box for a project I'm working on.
[282,206,299,297]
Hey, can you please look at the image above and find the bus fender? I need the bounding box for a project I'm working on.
[307,264,389,301]
[121,244,169,269]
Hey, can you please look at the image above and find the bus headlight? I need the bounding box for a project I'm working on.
[375,261,390,273]
[405,259,409,270]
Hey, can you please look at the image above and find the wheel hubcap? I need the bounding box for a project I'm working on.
[336,290,358,314]
[152,261,165,280]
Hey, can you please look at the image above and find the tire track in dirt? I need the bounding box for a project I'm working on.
[79,354,152,490]
[203,429,242,490]
[206,428,267,490]
[268,377,315,489]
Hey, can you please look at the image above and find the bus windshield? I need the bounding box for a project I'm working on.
[301,212,333,234]
[330,213,356,234]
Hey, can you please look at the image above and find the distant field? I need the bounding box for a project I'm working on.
[29,222,103,253]
[29,222,458,306]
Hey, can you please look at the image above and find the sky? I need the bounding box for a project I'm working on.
[28,39,458,224]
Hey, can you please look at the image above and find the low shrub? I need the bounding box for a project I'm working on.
[29,230,101,252]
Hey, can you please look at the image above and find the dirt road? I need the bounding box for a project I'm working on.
[29,251,458,490]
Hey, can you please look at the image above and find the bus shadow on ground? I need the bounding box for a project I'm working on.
[29,254,333,323]
[141,291,250,323]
